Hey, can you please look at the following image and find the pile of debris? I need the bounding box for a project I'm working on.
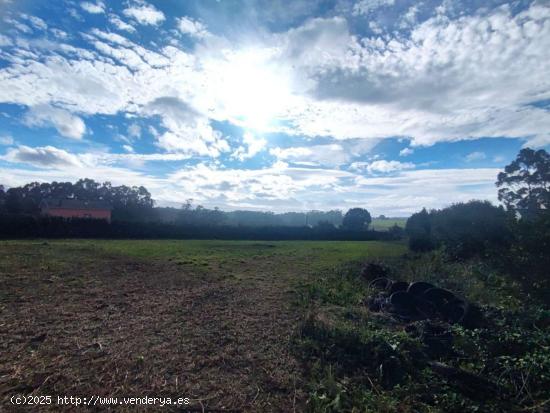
[360,262,483,326]
[366,275,484,360]
[367,277,479,326]
[364,275,500,395]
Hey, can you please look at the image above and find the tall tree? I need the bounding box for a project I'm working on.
[342,208,372,230]
[496,148,550,215]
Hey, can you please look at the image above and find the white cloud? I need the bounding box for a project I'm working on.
[368,21,383,34]
[68,8,83,21]
[163,164,500,214]
[81,151,194,166]
[24,105,86,140]
[113,153,191,162]
[353,0,395,16]
[270,144,349,166]
[3,3,548,147]
[20,14,48,31]
[0,135,14,145]
[349,168,501,215]
[177,16,209,39]
[232,132,267,161]
[50,28,68,39]
[80,1,105,14]
[399,4,421,29]
[0,31,180,115]
[0,34,12,47]
[0,162,167,196]
[123,3,165,26]
[167,161,352,205]
[108,14,136,33]
[148,125,159,137]
[144,97,229,157]
[4,18,32,33]
[2,145,82,167]
[465,151,487,162]
[128,123,141,138]
[351,160,415,174]
[90,28,132,46]
[1,144,194,171]
[273,3,550,145]
[399,147,414,157]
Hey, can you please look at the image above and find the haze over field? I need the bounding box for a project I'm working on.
[1,0,549,215]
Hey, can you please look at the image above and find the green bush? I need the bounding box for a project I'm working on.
[405,208,436,252]
[431,201,512,259]
[406,201,512,259]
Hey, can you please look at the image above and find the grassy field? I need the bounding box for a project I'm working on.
[0,239,405,412]
[370,218,407,231]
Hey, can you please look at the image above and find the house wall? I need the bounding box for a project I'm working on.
[45,208,111,222]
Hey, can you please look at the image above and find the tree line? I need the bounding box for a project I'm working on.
[0,179,384,231]
[0,214,399,241]
[405,148,550,302]
[0,177,391,239]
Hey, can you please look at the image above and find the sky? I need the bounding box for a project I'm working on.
[0,0,549,216]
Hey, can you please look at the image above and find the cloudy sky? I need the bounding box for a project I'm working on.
[0,0,549,215]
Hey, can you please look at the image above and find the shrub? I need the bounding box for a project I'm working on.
[406,201,513,259]
[431,200,512,259]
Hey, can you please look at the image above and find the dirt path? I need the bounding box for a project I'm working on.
[0,244,306,412]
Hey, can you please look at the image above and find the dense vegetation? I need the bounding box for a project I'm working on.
[403,148,550,302]
[295,148,550,412]
[296,254,550,412]
[406,201,513,259]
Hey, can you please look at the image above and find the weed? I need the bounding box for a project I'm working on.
[295,256,550,412]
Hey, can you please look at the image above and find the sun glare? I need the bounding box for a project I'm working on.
[219,49,291,131]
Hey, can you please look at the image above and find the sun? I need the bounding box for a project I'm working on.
[218,48,291,131]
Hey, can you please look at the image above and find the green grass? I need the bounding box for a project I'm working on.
[370,218,407,231]
[1,239,406,274]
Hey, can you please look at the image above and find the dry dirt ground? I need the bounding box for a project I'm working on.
[0,242,310,412]
[0,240,403,412]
